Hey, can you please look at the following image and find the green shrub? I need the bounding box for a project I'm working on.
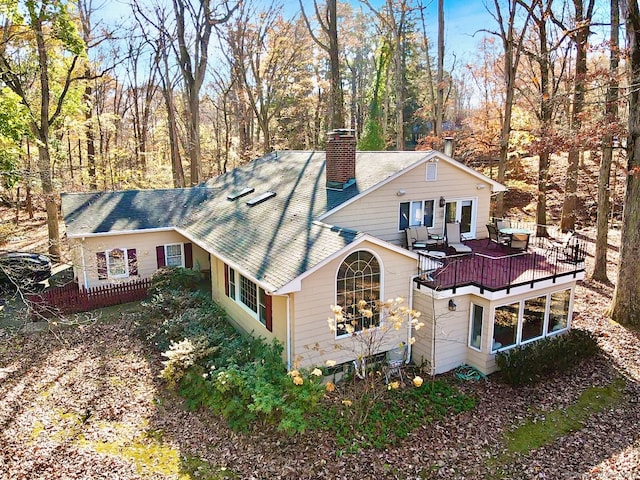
[496,328,600,386]
[150,266,203,294]
[314,380,475,452]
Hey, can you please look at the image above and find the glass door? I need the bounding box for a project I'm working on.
[444,199,476,238]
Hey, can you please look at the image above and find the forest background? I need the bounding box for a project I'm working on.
[0,0,639,326]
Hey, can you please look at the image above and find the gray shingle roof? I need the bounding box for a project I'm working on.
[61,187,215,236]
[62,150,430,290]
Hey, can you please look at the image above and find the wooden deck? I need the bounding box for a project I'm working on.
[415,236,586,293]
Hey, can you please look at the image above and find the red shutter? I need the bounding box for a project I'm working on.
[265,293,273,332]
[128,249,138,276]
[156,246,166,268]
[224,264,229,296]
[184,242,193,268]
[96,252,107,279]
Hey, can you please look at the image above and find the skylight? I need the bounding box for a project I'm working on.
[246,191,276,207]
[227,187,255,201]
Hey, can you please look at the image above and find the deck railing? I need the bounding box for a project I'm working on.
[416,236,586,293]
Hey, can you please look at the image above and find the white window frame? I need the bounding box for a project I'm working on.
[468,303,484,352]
[490,288,573,353]
[334,249,384,339]
[398,199,436,232]
[426,162,437,181]
[106,248,129,279]
[226,266,267,327]
[164,243,185,267]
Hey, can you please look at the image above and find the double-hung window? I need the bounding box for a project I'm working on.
[399,200,435,231]
[156,243,193,269]
[96,248,138,280]
[165,244,184,267]
[224,264,272,331]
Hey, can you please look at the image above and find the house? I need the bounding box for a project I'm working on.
[61,130,585,375]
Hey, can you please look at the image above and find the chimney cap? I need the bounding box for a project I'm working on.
[327,128,355,139]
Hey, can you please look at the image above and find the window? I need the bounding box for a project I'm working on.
[493,303,519,351]
[224,264,272,330]
[522,296,546,343]
[469,304,484,351]
[240,274,257,312]
[97,248,137,280]
[491,289,572,352]
[426,162,437,181]
[165,244,184,267]
[549,289,570,333]
[399,200,435,231]
[108,249,128,277]
[335,250,381,337]
[156,243,193,268]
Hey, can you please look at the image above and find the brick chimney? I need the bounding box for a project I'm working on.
[326,129,356,190]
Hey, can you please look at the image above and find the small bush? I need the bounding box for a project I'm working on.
[149,266,203,295]
[496,328,600,386]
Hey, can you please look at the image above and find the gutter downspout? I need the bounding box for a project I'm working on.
[80,238,89,290]
[407,273,420,364]
[271,293,292,370]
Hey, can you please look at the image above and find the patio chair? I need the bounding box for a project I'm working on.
[509,232,529,250]
[486,224,509,248]
[405,226,437,251]
[445,222,472,254]
[383,343,407,384]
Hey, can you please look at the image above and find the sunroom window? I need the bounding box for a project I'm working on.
[491,289,571,353]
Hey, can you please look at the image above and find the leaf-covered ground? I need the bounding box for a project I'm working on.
[1,227,639,479]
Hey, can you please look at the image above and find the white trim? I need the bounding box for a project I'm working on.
[275,230,416,294]
[175,227,277,293]
[105,248,129,279]
[164,243,185,268]
[490,287,573,354]
[317,150,506,222]
[66,226,175,239]
[333,248,384,339]
[226,266,270,330]
[468,303,484,352]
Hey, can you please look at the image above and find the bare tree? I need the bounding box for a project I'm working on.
[299,0,345,130]
[486,0,533,218]
[592,0,620,282]
[172,0,237,185]
[555,0,596,232]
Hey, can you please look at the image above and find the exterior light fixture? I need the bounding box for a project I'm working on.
[439,196,446,208]
[448,299,457,311]
[397,189,406,196]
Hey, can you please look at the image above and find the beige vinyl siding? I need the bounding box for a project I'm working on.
[323,160,494,246]
[413,283,577,376]
[210,256,281,345]
[291,241,416,369]
[74,231,209,288]
[412,292,470,374]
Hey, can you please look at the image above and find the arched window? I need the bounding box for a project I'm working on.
[336,250,381,336]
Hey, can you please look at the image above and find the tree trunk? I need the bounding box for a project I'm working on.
[592,0,619,282]
[35,138,61,260]
[560,0,594,232]
[609,0,640,325]
[435,0,444,137]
